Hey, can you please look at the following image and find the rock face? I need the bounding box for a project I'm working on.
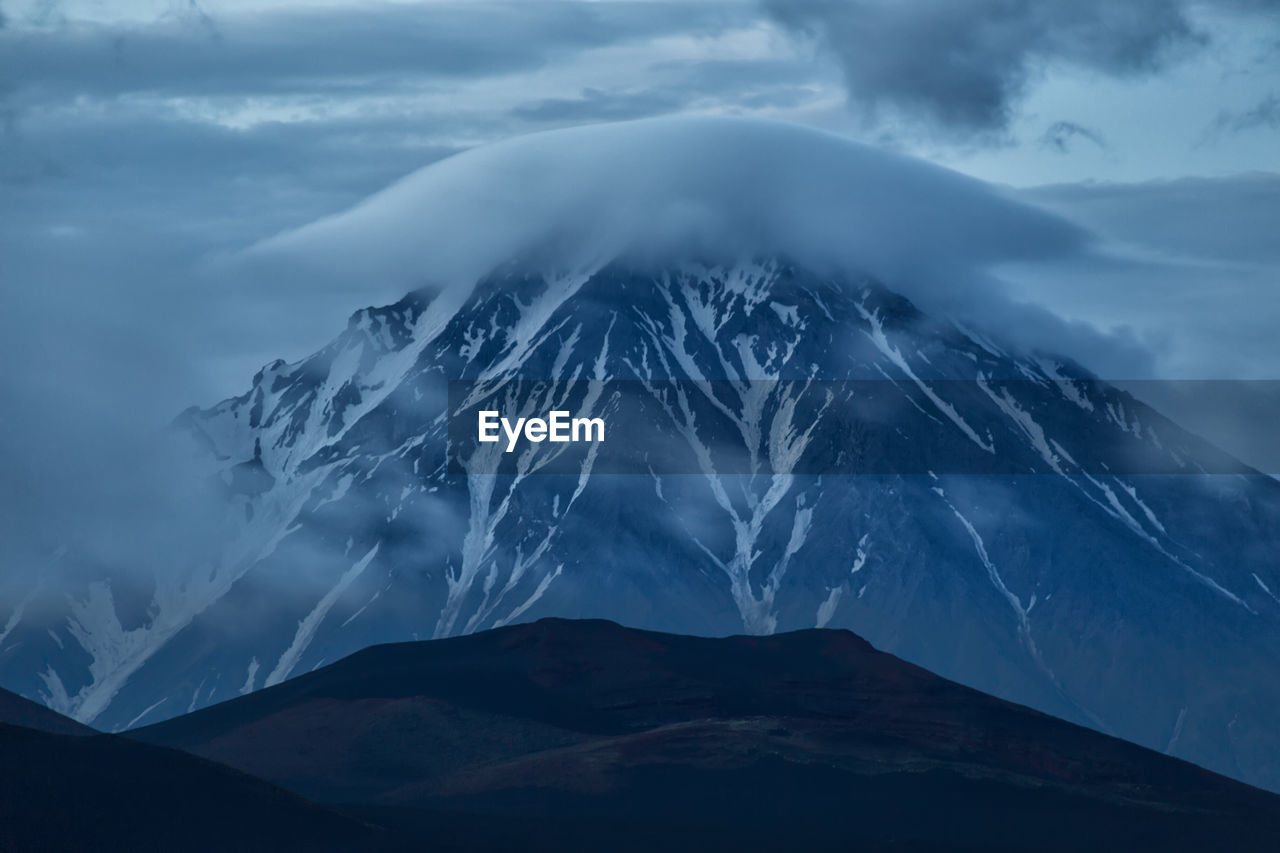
[132,618,1280,853]
[4,257,1280,792]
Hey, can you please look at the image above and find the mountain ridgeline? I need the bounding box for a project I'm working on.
[130,618,1280,852]
[3,257,1280,794]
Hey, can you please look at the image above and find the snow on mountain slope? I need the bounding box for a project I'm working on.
[3,256,1279,798]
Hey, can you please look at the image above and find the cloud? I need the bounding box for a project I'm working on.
[246,115,1089,306]
[179,0,221,40]
[761,0,1276,137]
[505,58,828,126]
[244,115,1164,378]
[0,231,232,598]
[1025,172,1280,266]
[1003,170,1280,459]
[982,171,1280,470]
[0,2,743,101]
[1039,120,1107,153]
[510,87,688,124]
[1208,91,1280,137]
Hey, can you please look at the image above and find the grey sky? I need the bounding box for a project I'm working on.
[1,0,1277,414]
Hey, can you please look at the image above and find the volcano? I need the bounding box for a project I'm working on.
[2,119,1278,795]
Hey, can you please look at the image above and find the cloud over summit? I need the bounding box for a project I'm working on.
[243,115,1157,381]
[250,115,1087,291]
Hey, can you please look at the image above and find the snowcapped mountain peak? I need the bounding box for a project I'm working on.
[4,253,1280,801]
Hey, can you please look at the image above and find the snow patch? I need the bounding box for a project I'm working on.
[265,543,381,688]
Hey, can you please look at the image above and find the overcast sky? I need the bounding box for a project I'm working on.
[2,0,1278,436]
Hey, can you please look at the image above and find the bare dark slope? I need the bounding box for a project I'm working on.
[0,721,394,852]
[0,685,95,735]
[133,618,1280,852]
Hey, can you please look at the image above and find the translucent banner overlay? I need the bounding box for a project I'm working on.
[447,379,1275,476]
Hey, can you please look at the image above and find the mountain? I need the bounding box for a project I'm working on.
[3,256,1280,794]
[131,618,1280,852]
[0,721,391,852]
[0,684,94,735]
